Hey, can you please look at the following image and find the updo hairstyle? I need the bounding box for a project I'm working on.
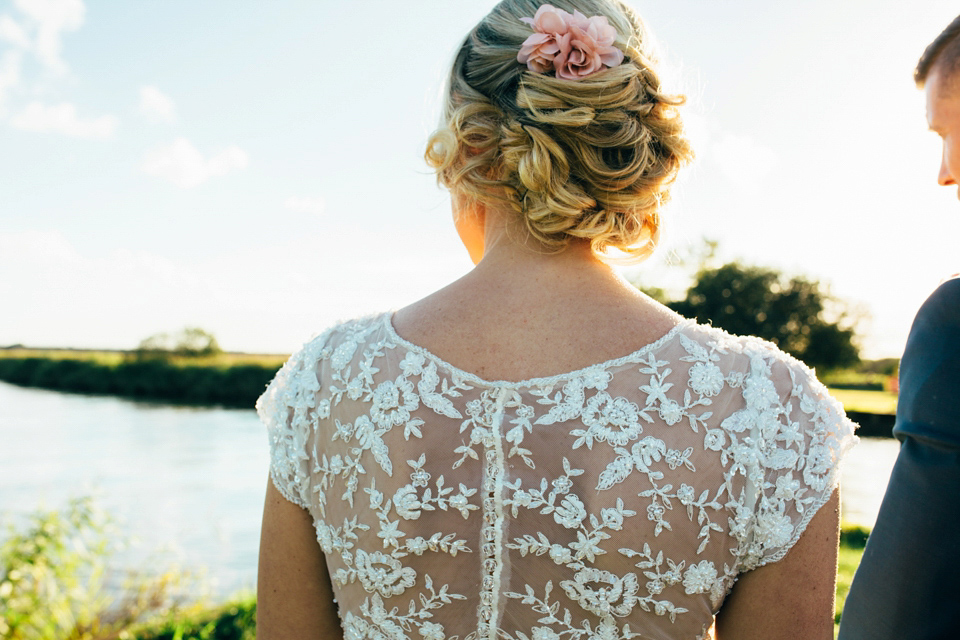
[425,0,693,263]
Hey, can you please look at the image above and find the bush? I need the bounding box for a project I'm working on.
[0,358,46,386]
[840,525,870,550]
[130,599,256,640]
[0,498,205,640]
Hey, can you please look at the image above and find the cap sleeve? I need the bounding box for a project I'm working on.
[727,344,858,571]
[256,330,331,509]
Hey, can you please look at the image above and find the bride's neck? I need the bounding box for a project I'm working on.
[465,208,629,295]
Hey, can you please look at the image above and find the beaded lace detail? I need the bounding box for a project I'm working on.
[258,312,857,640]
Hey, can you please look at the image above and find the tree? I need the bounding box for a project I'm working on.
[173,327,222,358]
[134,327,222,360]
[665,262,859,372]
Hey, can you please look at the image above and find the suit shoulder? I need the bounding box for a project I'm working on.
[908,278,960,354]
[916,277,960,327]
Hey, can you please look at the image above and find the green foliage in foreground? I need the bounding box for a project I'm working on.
[128,599,255,640]
[0,498,204,640]
[0,357,279,408]
[0,497,110,639]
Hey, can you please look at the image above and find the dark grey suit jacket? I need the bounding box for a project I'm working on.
[838,278,960,640]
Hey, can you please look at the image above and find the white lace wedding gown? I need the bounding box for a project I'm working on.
[257,312,857,640]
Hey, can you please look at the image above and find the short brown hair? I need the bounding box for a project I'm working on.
[916,14,960,87]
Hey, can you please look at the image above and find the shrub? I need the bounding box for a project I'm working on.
[0,498,204,640]
[129,599,256,640]
[839,525,870,550]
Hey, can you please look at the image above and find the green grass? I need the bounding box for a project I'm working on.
[821,371,891,391]
[828,388,898,415]
[835,545,862,624]
[833,525,869,636]
[127,597,256,640]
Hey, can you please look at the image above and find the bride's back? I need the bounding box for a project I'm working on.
[256,2,855,639]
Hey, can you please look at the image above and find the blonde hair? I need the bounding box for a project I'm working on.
[425,0,693,263]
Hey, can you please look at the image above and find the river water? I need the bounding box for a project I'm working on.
[0,381,899,600]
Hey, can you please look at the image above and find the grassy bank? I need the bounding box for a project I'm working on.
[0,352,285,408]
[828,388,898,416]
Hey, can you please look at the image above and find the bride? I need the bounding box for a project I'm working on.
[256,2,856,638]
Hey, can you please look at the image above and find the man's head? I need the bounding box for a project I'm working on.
[918,15,960,197]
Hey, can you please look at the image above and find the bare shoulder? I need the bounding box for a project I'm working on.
[257,478,343,639]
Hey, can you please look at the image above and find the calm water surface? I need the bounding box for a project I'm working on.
[0,381,898,599]
[0,381,268,598]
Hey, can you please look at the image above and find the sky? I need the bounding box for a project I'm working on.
[1,0,959,359]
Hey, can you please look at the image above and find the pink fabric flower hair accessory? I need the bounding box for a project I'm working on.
[517,4,624,80]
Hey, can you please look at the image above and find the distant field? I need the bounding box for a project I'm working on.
[827,388,898,416]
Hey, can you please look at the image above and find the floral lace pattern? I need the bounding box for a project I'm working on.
[257,313,857,640]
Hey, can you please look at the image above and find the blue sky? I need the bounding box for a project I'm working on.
[2,0,959,358]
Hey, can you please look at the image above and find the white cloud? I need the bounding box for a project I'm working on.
[284,196,325,216]
[13,0,85,73]
[0,51,22,109]
[0,228,76,262]
[710,132,778,193]
[681,111,710,157]
[139,85,176,123]
[0,14,31,48]
[142,137,249,188]
[10,101,118,138]
[0,229,210,349]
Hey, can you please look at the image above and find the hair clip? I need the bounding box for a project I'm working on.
[517,4,624,80]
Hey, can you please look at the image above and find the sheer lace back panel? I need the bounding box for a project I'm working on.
[258,313,857,640]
